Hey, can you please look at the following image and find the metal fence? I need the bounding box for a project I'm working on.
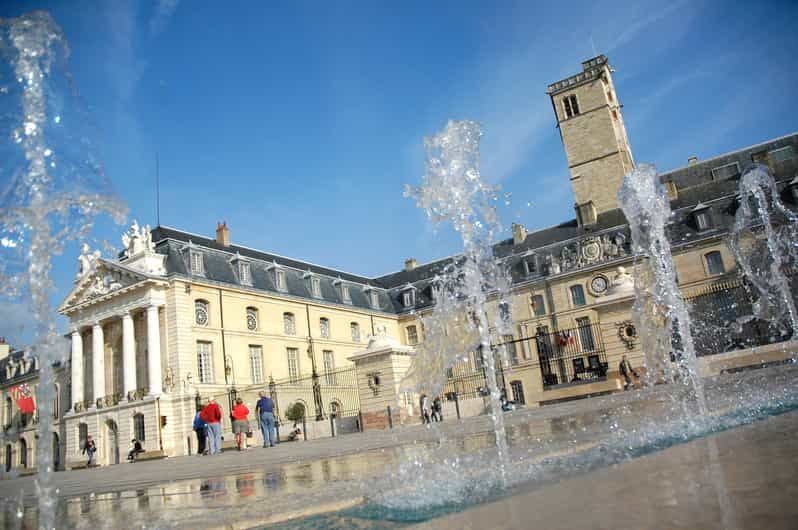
[268,365,360,423]
[528,322,609,388]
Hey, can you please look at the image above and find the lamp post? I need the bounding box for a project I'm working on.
[307,338,324,421]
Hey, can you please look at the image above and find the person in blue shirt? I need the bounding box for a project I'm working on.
[255,391,276,447]
[193,409,207,455]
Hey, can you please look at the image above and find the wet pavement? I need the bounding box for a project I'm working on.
[1,363,797,529]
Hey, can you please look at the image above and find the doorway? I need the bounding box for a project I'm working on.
[106,420,119,465]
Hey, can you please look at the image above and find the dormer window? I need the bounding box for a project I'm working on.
[190,251,204,275]
[311,276,321,298]
[239,262,251,285]
[369,290,380,309]
[692,204,712,231]
[275,269,286,291]
[402,290,415,308]
[710,162,740,180]
[341,284,351,303]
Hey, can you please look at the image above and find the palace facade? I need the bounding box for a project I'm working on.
[50,55,798,468]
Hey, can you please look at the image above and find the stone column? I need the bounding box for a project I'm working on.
[70,330,84,410]
[122,312,137,398]
[146,305,163,396]
[92,323,105,406]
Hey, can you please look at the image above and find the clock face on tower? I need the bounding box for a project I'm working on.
[589,274,609,296]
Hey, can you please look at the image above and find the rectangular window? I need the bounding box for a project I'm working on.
[197,341,213,383]
[768,145,796,162]
[283,313,296,335]
[78,423,88,454]
[311,277,321,297]
[532,294,546,316]
[705,251,725,276]
[320,318,330,339]
[287,348,300,383]
[239,262,251,285]
[275,269,286,291]
[133,414,145,441]
[710,162,740,180]
[323,350,336,385]
[576,317,595,351]
[350,322,360,342]
[503,335,518,365]
[190,252,204,275]
[570,284,586,306]
[249,345,263,384]
[406,325,419,346]
[563,94,580,118]
[341,284,351,303]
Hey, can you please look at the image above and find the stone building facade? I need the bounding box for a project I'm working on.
[55,55,798,466]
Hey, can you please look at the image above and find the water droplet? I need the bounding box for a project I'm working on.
[43,148,52,157]
[53,115,61,124]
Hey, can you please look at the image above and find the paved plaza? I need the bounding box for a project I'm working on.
[0,364,796,529]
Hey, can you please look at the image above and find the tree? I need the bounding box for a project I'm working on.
[284,402,306,424]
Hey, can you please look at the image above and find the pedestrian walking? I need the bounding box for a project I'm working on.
[201,396,223,455]
[82,435,97,467]
[231,398,250,451]
[255,391,277,448]
[193,408,208,455]
[420,394,431,424]
[431,396,443,422]
[619,354,639,391]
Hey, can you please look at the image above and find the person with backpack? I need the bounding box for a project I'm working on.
[193,408,208,455]
[255,391,277,448]
[200,396,223,455]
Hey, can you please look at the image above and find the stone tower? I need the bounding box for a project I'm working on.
[547,55,634,225]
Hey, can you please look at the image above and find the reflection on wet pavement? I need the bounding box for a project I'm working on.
[1,364,796,529]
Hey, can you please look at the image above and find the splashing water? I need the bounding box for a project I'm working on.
[403,120,514,484]
[729,164,798,351]
[617,163,708,416]
[0,11,125,529]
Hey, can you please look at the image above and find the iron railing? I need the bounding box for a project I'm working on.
[528,322,608,388]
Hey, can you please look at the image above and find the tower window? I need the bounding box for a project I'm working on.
[563,94,580,118]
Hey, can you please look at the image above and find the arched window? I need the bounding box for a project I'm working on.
[4,396,12,427]
[329,401,341,417]
[283,312,296,335]
[246,307,258,331]
[195,299,210,326]
[350,322,360,342]
[133,413,145,442]
[18,439,27,469]
[319,318,330,339]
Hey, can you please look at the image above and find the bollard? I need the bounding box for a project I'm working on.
[387,405,393,429]
[330,414,336,437]
[454,393,461,420]
[358,410,364,432]
[302,416,308,441]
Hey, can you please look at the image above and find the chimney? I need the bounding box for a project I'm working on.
[215,221,230,247]
[663,177,679,200]
[404,258,417,272]
[512,223,527,245]
[0,339,9,362]
[688,156,698,166]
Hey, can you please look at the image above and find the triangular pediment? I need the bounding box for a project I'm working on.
[59,259,153,313]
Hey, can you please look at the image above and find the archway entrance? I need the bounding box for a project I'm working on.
[106,420,119,465]
[52,433,60,471]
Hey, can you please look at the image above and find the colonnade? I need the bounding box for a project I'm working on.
[69,304,162,410]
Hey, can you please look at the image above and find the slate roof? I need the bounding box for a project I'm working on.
[146,133,798,315]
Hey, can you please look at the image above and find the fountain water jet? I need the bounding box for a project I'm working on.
[403,120,514,484]
[617,163,708,416]
[0,11,126,528]
[729,164,798,351]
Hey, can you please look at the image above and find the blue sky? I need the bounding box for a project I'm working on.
[1,0,797,343]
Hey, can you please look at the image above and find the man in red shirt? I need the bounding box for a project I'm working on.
[200,397,223,455]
